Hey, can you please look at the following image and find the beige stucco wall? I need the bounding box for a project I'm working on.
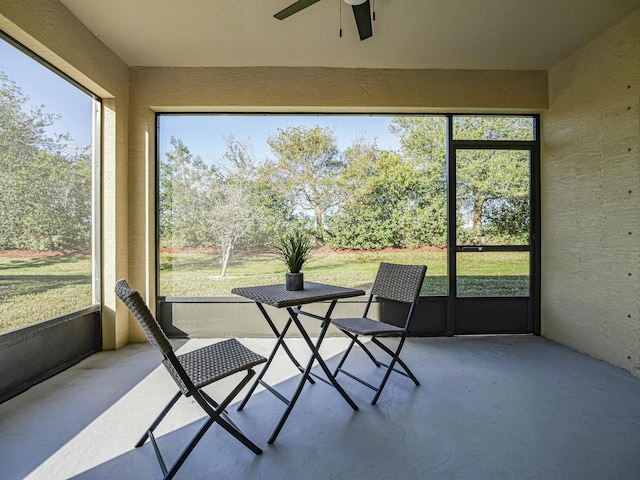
[130,67,548,113]
[541,9,640,376]
[0,0,130,349]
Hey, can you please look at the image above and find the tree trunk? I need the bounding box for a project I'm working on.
[219,242,233,277]
[314,206,324,243]
[473,195,483,231]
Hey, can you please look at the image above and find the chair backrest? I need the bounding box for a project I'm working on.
[371,262,427,304]
[115,279,173,356]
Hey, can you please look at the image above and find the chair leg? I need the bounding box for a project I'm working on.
[335,331,381,375]
[200,390,239,430]
[371,340,407,405]
[165,372,262,479]
[136,391,182,448]
[192,370,263,455]
[371,357,396,405]
[352,334,382,367]
[370,336,419,405]
[164,412,217,480]
[371,336,420,385]
[335,332,419,405]
[333,335,356,377]
[143,370,262,480]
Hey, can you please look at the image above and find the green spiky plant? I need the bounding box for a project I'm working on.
[275,230,312,273]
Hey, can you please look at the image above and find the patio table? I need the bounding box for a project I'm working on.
[232,281,365,444]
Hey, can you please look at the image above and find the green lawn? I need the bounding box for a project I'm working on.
[159,249,529,297]
[0,254,93,333]
[0,248,529,334]
[160,249,451,296]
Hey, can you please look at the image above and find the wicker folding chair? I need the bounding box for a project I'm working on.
[331,262,427,405]
[115,279,266,480]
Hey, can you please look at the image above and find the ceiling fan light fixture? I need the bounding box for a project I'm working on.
[274,0,372,41]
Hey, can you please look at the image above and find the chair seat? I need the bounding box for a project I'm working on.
[164,339,266,394]
[331,317,404,336]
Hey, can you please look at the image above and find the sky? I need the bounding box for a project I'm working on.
[0,36,93,152]
[1,35,402,167]
[157,114,402,167]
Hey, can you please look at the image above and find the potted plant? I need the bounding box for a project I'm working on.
[275,230,312,291]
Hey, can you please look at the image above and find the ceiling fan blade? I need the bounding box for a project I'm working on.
[351,0,372,40]
[274,0,323,20]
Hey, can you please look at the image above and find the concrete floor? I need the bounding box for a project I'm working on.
[1,335,639,480]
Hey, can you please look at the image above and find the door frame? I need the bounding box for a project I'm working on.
[445,114,541,335]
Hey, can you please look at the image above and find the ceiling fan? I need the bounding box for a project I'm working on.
[274,0,373,41]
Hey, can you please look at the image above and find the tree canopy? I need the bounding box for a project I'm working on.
[264,126,344,242]
[0,73,91,251]
[158,115,533,274]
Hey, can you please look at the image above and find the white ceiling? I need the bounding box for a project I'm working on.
[60,0,640,70]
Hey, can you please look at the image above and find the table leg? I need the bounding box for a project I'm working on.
[237,313,294,411]
[256,302,315,383]
[267,303,359,444]
[238,300,322,413]
[288,305,359,411]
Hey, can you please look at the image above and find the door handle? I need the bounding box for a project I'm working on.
[456,246,484,252]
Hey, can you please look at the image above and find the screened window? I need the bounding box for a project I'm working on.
[157,114,535,300]
[0,33,100,333]
[453,115,535,141]
[157,114,447,297]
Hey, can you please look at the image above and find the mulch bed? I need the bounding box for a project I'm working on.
[1,246,447,259]
[0,250,87,259]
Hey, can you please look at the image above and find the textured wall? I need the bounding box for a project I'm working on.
[129,67,548,112]
[0,0,131,349]
[541,9,640,375]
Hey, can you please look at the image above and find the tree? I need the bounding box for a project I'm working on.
[390,115,530,245]
[206,136,263,277]
[247,173,298,246]
[0,73,92,251]
[328,135,445,249]
[452,117,531,243]
[265,126,344,243]
[389,116,448,246]
[456,148,529,243]
[159,136,214,249]
[159,136,267,277]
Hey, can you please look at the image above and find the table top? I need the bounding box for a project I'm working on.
[231,282,365,308]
